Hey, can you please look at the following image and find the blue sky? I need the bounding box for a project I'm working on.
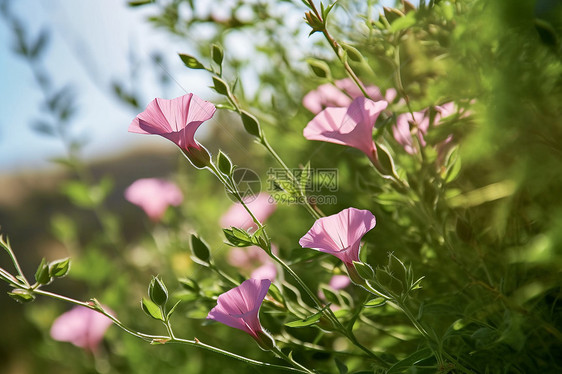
[0,0,210,172]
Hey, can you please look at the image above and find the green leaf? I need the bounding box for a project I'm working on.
[322,2,337,21]
[320,286,340,305]
[223,228,253,247]
[285,305,330,328]
[352,261,375,280]
[217,151,233,175]
[386,348,433,373]
[375,143,398,177]
[49,258,71,278]
[179,277,200,294]
[383,6,405,24]
[335,357,348,374]
[179,53,206,69]
[29,29,49,59]
[215,103,236,111]
[212,76,230,96]
[128,0,153,6]
[240,110,261,137]
[8,289,35,303]
[232,227,252,241]
[298,162,311,194]
[211,44,224,66]
[342,44,363,62]
[364,297,387,308]
[306,58,331,79]
[390,11,416,32]
[191,235,211,263]
[387,253,407,285]
[444,147,462,183]
[141,298,164,321]
[62,181,94,208]
[149,277,168,307]
[166,300,182,320]
[35,258,51,285]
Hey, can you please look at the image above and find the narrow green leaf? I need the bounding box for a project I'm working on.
[128,0,153,6]
[352,261,375,280]
[179,53,205,69]
[364,297,387,308]
[179,277,200,294]
[191,235,211,263]
[285,306,329,328]
[141,298,164,321]
[149,277,168,307]
[49,258,71,278]
[390,11,416,32]
[298,162,311,194]
[35,258,51,285]
[211,44,224,66]
[335,357,348,374]
[306,58,331,79]
[217,151,233,175]
[223,229,252,247]
[320,286,340,305]
[8,289,35,303]
[240,110,261,137]
[386,348,433,373]
[166,300,182,320]
[212,76,230,96]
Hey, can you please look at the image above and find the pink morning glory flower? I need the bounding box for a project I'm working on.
[303,78,397,114]
[299,207,376,277]
[50,306,114,352]
[220,193,276,231]
[304,96,388,164]
[124,178,183,221]
[129,93,216,168]
[393,102,459,156]
[207,279,274,349]
[329,274,352,290]
[228,245,278,281]
[318,275,352,310]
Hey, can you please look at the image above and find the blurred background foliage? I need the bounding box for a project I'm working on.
[1,0,562,373]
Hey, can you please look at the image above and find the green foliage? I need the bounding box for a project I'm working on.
[2,0,562,373]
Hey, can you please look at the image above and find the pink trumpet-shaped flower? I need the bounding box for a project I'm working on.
[304,97,388,164]
[124,178,183,221]
[50,306,114,352]
[129,93,216,167]
[303,78,397,114]
[329,274,352,290]
[207,279,273,348]
[299,207,376,269]
[220,193,276,231]
[228,245,278,281]
[393,102,460,156]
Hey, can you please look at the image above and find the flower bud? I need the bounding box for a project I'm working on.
[182,144,212,169]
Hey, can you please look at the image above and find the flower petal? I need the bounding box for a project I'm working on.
[300,208,376,265]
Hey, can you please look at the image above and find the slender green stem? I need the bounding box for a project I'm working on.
[209,263,240,287]
[31,288,306,373]
[173,338,308,373]
[0,237,30,287]
[33,289,162,342]
[0,267,22,287]
[260,136,323,220]
[272,346,315,374]
[393,43,416,119]
[306,0,369,98]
